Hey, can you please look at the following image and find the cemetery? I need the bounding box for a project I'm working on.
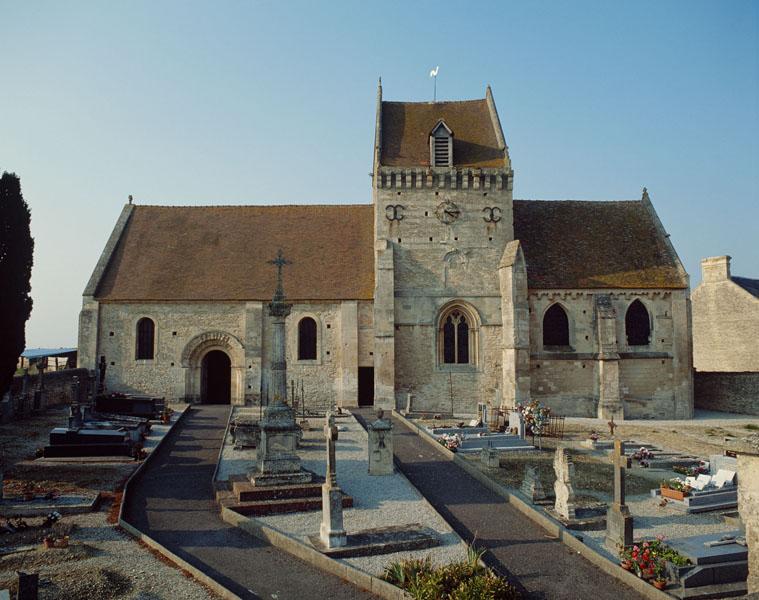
[398,405,759,598]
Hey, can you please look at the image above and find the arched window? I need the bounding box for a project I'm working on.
[625,300,651,346]
[298,317,317,360]
[543,304,570,347]
[439,306,475,365]
[136,318,155,360]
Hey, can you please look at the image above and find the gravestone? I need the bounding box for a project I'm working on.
[404,394,413,415]
[510,411,525,439]
[320,412,347,548]
[553,447,576,520]
[605,439,634,551]
[16,571,38,600]
[368,409,393,476]
[521,465,546,503]
[480,441,500,468]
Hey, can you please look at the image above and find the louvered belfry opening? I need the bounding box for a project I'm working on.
[430,120,452,167]
[434,136,449,165]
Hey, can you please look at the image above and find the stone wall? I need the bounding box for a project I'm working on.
[528,289,693,419]
[10,368,90,407]
[737,454,759,595]
[694,372,759,415]
[83,299,369,409]
[692,256,759,372]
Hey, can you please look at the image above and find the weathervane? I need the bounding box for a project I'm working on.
[430,66,439,102]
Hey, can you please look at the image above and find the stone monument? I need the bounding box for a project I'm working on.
[605,439,634,551]
[553,446,577,520]
[320,411,347,548]
[521,465,547,503]
[480,441,500,468]
[250,250,312,487]
[368,409,393,476]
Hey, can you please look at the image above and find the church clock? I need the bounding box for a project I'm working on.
[435,199,460,224]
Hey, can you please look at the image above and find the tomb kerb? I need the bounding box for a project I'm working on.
[251,249,312,487]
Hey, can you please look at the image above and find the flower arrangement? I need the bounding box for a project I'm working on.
[515,401,551,436]
[661,478,690,492]
[437,433,462,452]
[673,462,708,477]
[619,536,690,588]
[589,431,600,441]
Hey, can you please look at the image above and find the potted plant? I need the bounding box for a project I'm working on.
[660,478,691,500]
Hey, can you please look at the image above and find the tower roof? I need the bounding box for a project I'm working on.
[379,97,508,168]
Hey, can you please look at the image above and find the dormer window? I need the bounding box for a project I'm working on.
[430,120,453,167]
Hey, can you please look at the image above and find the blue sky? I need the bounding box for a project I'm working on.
[1,1,757,347]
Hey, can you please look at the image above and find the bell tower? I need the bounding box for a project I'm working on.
[370,81,515,412]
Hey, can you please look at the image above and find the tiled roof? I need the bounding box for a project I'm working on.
[380,99,506,168]
[513,200,688,289]
[95,205,375,301]
[732,276,759,299]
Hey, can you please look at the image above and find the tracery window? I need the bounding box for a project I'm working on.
[298,317,317,360]
[136,317,155,360]
[543,304,570,347]
[625,299,651,346]
[439,305,477,365]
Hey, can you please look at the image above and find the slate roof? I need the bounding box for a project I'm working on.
[94,205,375,301]
[513,200,688,289]
[380,99,506,168]
[732,276,759,299]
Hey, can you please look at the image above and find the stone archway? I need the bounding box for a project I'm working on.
[181,331,245,405]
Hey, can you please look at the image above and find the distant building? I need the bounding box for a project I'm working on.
[78,85,693,419]
[693,256,759,372]
[18,348,78,372]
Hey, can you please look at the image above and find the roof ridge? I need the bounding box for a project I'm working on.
[382,98,486,106]
[132,203,372,209]
[513,199,640,204]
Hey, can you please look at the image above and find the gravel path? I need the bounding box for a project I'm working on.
[220,411,469,576]
[355,409,645,600]
[122,404,376,600]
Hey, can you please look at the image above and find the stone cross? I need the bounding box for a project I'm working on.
[605,439,634,550]
[320,411,347,548]
[607,415,617,436]
[324,411,338,487]
[268,248,292,309]
[553,446,577,520]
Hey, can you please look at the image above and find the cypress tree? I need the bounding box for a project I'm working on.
[0,172,34,399]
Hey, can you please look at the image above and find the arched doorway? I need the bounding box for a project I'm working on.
[201,350,231,404]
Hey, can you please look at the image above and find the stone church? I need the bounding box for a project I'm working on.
[78,84,693,419]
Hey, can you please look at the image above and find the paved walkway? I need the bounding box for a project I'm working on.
[354,409,643,600]
[123,405,375,600]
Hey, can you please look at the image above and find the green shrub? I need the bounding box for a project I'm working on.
[450,571,520,600]
[382,551,520,600]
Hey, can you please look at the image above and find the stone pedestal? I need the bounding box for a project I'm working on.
[738,453,759,595]
[605,505,634,551]
[320,484,347,548]
[368,412,393,476]
[251,403,311,486]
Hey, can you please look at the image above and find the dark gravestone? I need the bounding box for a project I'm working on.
[16,571,38,600]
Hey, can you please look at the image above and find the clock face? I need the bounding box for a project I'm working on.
[435,199,461,224]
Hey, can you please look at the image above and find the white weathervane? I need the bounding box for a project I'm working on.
[430,66,439,102]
